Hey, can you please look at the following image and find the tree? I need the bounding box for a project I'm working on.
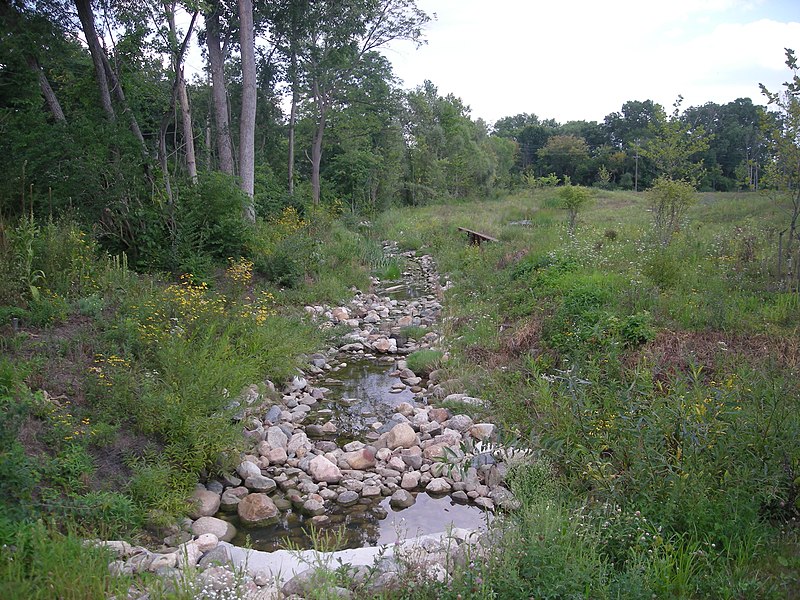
[298,0,429,204]
[203,1,235,175]
[647,176,696,247]
[238,0,256,221]
[760,48,800,284]
[558,181,593,237]
[639,97,710,185]
[538,134,590,180]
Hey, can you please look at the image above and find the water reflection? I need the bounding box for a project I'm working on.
[228,493,487,552]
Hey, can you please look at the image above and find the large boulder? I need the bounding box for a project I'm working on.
[190,516,237,542]
[342,448,376,470]
[236,460,261,480]
[309,454,342,483]
[189,489,221,519]
[237,493,279,525]
[389,489,415,509]
[386,423,418,450]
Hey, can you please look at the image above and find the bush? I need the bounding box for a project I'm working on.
[558,183,593,236]
[647,176,696,246]
[406,349,444,375]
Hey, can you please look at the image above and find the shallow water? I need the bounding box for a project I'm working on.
[228,252,482,552]
[308,358,417,442]
[228,493,487,552]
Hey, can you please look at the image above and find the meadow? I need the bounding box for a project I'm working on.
[0,188,798,598]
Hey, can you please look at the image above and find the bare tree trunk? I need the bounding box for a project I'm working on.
[238,0,257,222]
[75,0,114,120]
[288,50,299,195]
[25,55,66,123]
[205,8,234,175]
[177,68,197,183]
[310,83,326,205]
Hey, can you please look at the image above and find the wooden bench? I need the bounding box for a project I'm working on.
[458,226,499,246]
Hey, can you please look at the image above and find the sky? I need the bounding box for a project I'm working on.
[382,0,800,125]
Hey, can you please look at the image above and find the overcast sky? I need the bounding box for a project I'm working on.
[383,0,800,125]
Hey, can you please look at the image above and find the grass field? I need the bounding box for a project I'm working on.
[372,189,799,598]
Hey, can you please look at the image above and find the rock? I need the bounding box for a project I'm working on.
[396,402,415,416]
[428,408,449,423]
[264,405,282,424]
[400,446,423,470]
[290,376,308,391]
[266,447,288,465]
[220,486,249,512]
[474,497,495,511]
[343,448,376,470]
[387,456,406,472]
[176,536,217,569]
[447,414,474,432]
[283,569,351,598]
[422,443,448,460]
[191,517,237,543]
[189,489,221,519]
[400,471,421,489]
[266,426,289,450]
[386,423,418,450]
[426,478,452,494]
[469,423,496,440]
[302,498,326,516]
[197,566,238,593]
[237,493,279,525]
[146,552,177,572]
[336,490,360,506]
[287,431,311,456]
[390,489,416,509]
[309,454,342,483]
[245,475,277,493]
[397,315,413,327]
[451,490,469,503]
[362,485,381,497]
[332,307,350,322]
[237,460,261,480]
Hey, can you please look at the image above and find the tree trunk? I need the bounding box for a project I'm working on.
[74,0,114,121]
[238,0,257,222]
[177,68,197,183]
[25,55,66,123]
[205,7,234,175]
[98,51,150,166]
[287,50,299,195]
[310,81,326,205]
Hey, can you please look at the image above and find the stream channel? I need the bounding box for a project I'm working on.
[225,249,488,552]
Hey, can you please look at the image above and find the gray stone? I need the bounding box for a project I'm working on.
[266,426,289,450]
[245,475,277,493]
[191,516,237,542]
[237,460,261,480]
[426,478,452,494]
[198,544,233,568]
[189,489,221,519]
[400,471,420,489]
[336,490,359,506]
[389,489,415,509]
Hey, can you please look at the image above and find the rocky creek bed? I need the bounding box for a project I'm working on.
[99,244,519,599]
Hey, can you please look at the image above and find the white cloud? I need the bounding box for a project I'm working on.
[386,0,799,124]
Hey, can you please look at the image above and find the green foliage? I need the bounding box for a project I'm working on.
[647,176,697,246]
[406,349,444,375]
[557,183,593,236]
[0,521,131,599]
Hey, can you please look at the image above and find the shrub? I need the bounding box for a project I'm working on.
[647,176,696,246]
[558,183,593,236]
[406,349,444,375]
